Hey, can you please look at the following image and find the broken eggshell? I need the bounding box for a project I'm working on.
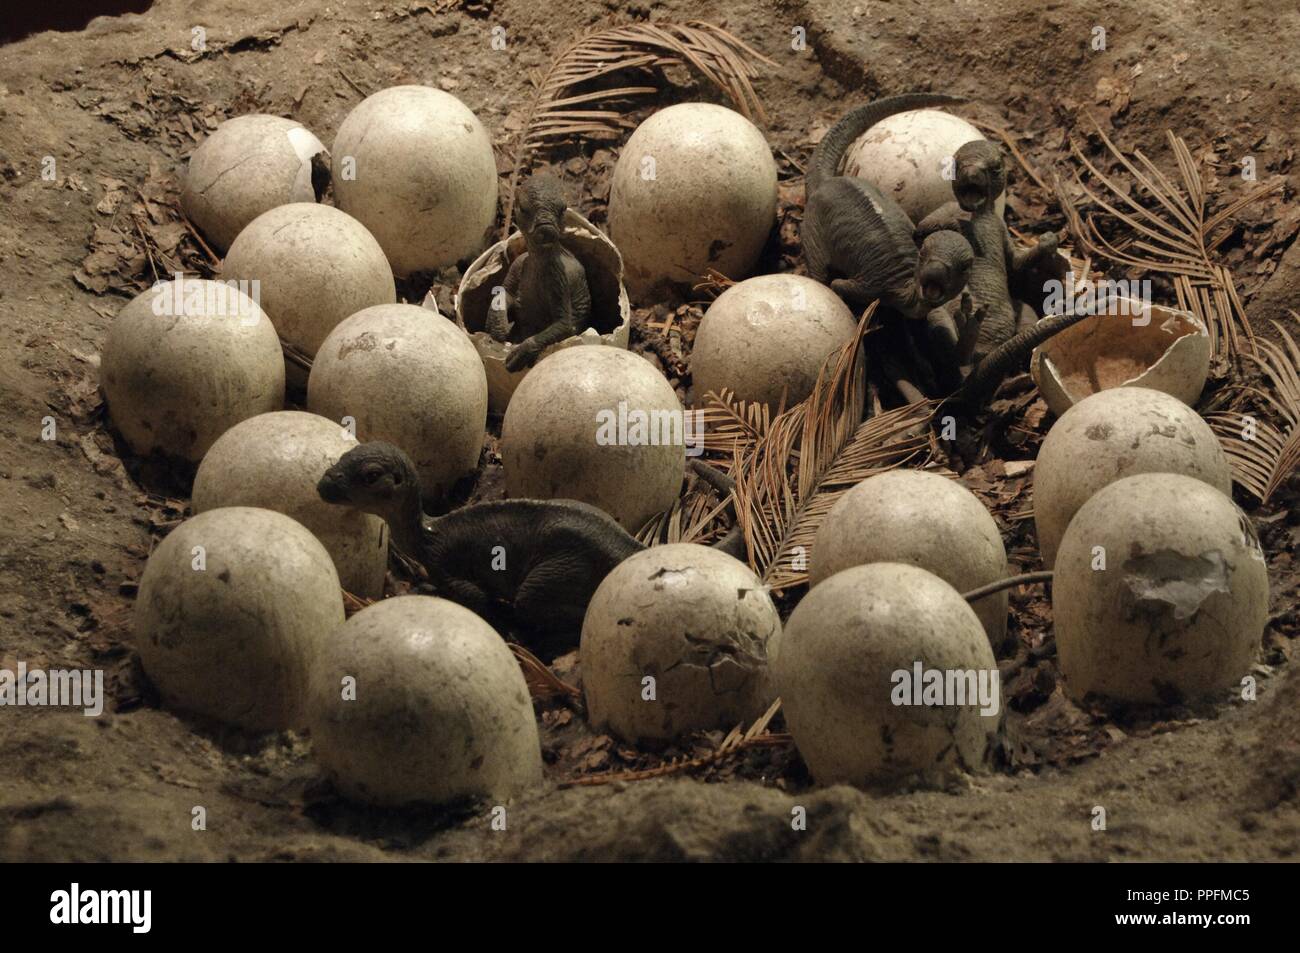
[1030,299,1212,415]
[453,209,631,415]
[1053,472,1267,706]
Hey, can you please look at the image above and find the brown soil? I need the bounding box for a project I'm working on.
[1,0,1298,862]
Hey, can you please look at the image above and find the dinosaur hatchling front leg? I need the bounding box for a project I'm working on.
[487,255,524,342]
[504,308,580,372]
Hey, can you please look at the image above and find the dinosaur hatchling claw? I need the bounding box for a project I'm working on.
[504,339,541,372]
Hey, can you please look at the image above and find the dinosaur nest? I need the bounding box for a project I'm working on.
[100,277,285,462]
[307,303,488,506]
[581,543,779,745]
[305,595,543,807]
[774,562,1000,789]
[810,470,1011,651]
[1053,473,1268,706]
[180,114,328,254]
[689,273,858,412]
[842,108,1005,224]
[332,85,498,276]
[609,102,777,301]
[501,345,685,532]
[1034,386,1232,568]
[455,208,631,414]
[191,411,388,599]
[220,203,396,382]
[134,506,344,731]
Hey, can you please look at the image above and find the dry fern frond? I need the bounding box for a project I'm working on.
[1208,316,1300,501]
[502,20,775,234]
[695,388,779,460]
[509,644,581,700]
[560,696,787,787]
[1058,120,1283,368]
[729,305,936,590]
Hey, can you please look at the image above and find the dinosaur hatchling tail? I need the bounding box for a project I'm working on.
[806,92,968,199]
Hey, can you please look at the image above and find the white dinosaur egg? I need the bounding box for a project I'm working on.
[774,562,1000,789]
[100,277,284,462]
[220,203,394,382]
[1034,386,1231,568]
[307,304,487,506]
[305,595,543,806]
[1053,473,1267,705]
[690,273,858,412]
[134,507,344,731]
[810,470,1011,651]
[581,543,779,745]
[180,114,328,253]
[332,85,498,275]
[192,411,388,598]
[841,109,1004,224]
[501,346,685,532]
[609,103,777,301]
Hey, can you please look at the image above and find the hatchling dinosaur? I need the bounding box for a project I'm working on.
[318,441,744,637]
[487,175,593,372]
[802,92,977,320]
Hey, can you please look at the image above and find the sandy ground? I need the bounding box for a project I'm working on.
[0,0,1298,861]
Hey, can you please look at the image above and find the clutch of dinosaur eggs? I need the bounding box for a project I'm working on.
[453,208,631,415]
[181,114,329,254]
[331,85,498,276]
[609,103,777,301]
[841,109,1004,224]
[690,273,858,413]
[1029,298,1212,416]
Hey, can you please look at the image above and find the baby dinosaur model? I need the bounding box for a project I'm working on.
[916,139,1067,366]
[317,441,743,639]
[487,175,593,372]
[802,93,976,319]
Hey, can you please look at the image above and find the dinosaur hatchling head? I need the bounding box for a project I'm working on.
[515,174,569,249]
[916,230,974,306]
[952,140,1006,214]
[317,441,418,513]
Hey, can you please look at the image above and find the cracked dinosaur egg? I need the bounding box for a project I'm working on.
[690,273,858,413]
[307,304,487,507]
[100,277,284,462]
[332,85,498,276]
[1053,473,1267,706]
[774,562,1000,789]
[580,543,779,746]
[135,507,344,731]
[841,109,1004,224]
[221,203,395,385]
[181,114,329,253]
[305,595,543,806]
[192,411,388,598]
[1034,386,1231,568]
[810,470,1011,652]
[609,103,777,301]
[501,345,685,532]
[454,207,632,414]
